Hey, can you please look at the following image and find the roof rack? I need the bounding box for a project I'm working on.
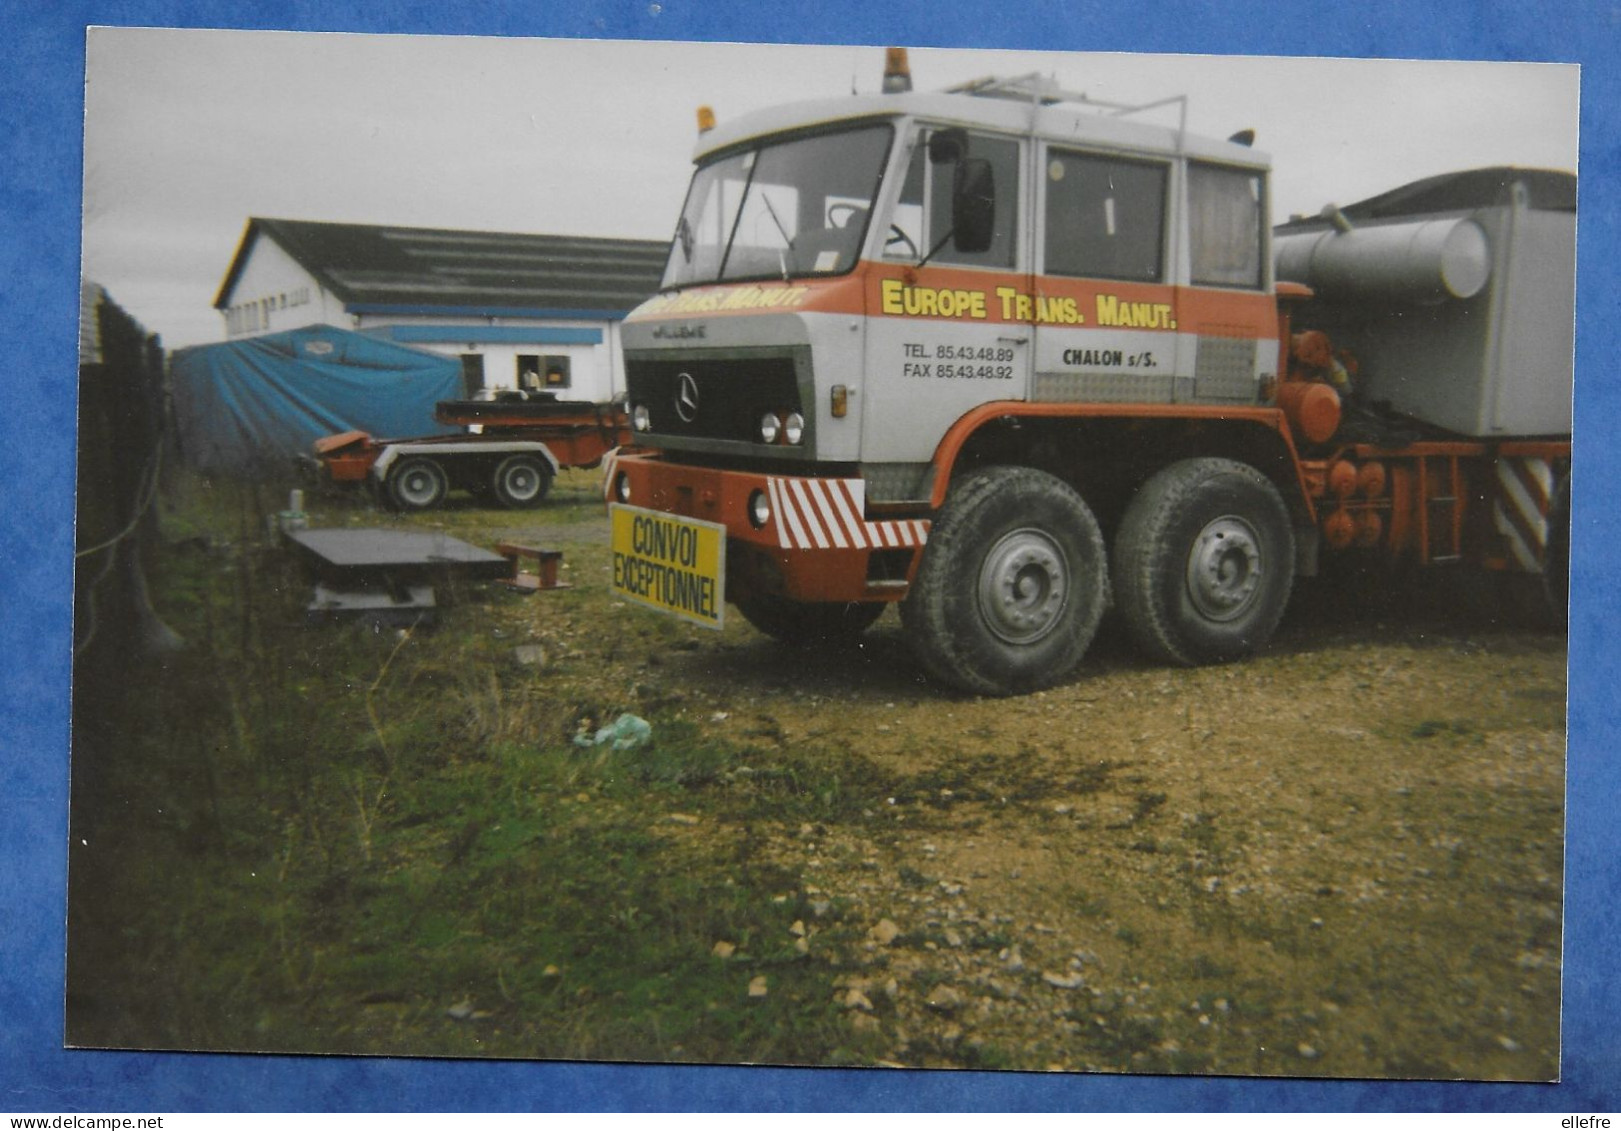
[943,72,1188,143]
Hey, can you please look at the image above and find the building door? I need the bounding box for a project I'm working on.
[459,354,485,398]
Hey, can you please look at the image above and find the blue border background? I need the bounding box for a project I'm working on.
[5,1,1615,1112]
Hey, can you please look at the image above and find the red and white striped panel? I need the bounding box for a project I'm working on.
[766,476,930,553]
[1493,457,1553,572]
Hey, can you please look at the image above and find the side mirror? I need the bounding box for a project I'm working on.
[927,127,968,165]
[952,158,995,254]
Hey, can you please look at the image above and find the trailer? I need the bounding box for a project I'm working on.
[315,396,631,511]
[604,51,1574,696]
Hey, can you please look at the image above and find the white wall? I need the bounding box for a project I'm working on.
[219,233,627,404]
[219,235,345,337]
[353,312,623,403]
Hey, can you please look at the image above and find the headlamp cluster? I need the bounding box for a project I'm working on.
[626,402,804,447]
[759,411,805,445]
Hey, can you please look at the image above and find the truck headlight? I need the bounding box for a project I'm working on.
[613,472,632,503]
[759,412,781,444]
[783,412,805,445]
[748,489,771,528]
[631,404,651,432]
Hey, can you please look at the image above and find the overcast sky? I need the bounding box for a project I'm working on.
[80,28,1580,349]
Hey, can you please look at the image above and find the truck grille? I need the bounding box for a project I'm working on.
[625,355,802,444]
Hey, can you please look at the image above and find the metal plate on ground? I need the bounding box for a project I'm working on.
[284,528,514,585]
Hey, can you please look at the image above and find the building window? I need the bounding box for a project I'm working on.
[460,354,485,397]
[1189,164,1265,289]
[1043,150,1167,283]
[520,354,570,390]
[516,354,543,391]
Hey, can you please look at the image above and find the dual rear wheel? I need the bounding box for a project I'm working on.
[384,453,553,512]
[385,457,448,511]
[1110,458,1295,668]
[901,466,1109,697]
[900,460,1294,695]
[490,454,553,508]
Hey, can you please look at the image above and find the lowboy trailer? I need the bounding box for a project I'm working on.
[315,396,631,511]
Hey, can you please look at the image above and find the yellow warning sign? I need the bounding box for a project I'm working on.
[609,505,726,630]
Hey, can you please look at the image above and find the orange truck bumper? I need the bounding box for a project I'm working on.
[608,452,929,604]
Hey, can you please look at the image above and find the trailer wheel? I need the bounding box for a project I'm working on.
[901,466,1107,697]
[1113,458,1294,666]
[736,593,885,646]
[491,455,553,508]
[386,457,449,511]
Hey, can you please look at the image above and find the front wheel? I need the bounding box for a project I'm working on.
[491,454,553,508]
[901,466,1108,697]
[736,592,885,646]
[386,456,448,511]
[1112,458,1295,666]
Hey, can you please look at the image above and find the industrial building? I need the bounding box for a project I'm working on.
[212,218,669,403]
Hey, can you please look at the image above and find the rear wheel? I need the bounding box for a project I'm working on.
[386,457,448,511]
[901,466,1108,697]
[736,593,885,646]
[1113,458,1294,666]
[491,454,553,508]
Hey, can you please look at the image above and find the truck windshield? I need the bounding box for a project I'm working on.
[661,123,894,289]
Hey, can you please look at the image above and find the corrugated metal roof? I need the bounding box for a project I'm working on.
[1276,166,1576,233]
[215,218,670,315]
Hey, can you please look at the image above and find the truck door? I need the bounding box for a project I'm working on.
[1031,143,1184,406]
[860,126,1031,504]
[1177,162,1276,405]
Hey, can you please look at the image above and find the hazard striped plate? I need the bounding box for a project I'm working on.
[765,476,929,552]
[1492,457,1553,572]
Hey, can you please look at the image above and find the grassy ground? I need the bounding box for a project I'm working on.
[65,468,1566,1077]
[68,471,891,1063]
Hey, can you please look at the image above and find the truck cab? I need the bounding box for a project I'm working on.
[620,78,1277,477]
[608,69,1570,696]
[609,76,1290,692]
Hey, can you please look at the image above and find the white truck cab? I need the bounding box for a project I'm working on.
[607,67,1570,696]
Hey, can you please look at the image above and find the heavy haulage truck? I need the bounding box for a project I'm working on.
[606,54,1574,696]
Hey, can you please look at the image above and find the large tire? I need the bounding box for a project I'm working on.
[491,454,553,509]
[901,466,1108,697]
[1113,457,1295,666]
[736,593,885,646]
[386,456,449,512]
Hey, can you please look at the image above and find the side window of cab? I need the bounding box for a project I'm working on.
[1042,149,1169,282]
[885,129,1020,269]
[1187,163,1266,289]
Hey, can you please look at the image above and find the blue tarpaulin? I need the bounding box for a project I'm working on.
[170,325,461,473]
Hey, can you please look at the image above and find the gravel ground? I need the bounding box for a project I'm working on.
[352,479,1568,1079]
[496,496,1567,1079]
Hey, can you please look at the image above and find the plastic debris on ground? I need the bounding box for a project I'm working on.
[572,713,653,751]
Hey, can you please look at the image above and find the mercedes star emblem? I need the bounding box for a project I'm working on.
[676,372,700,423]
